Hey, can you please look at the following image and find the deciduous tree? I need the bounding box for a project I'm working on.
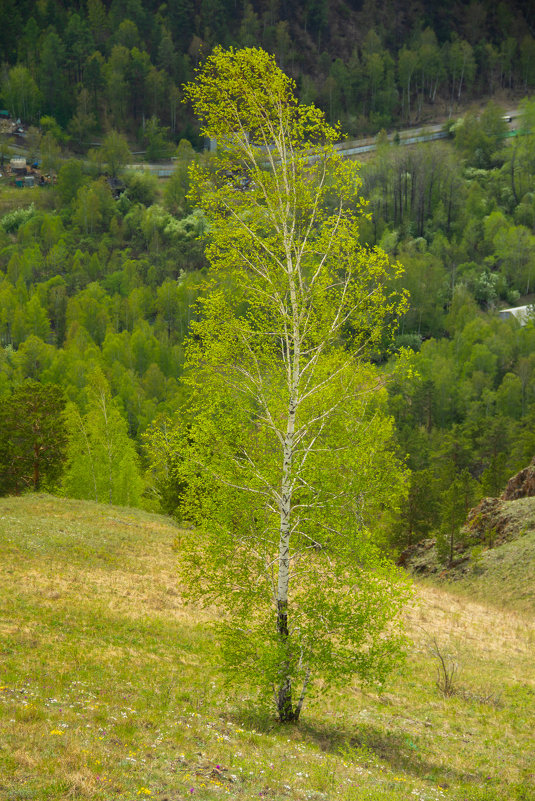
[94,129,131,178]
[155,47,410,722]
[62,369,143,506]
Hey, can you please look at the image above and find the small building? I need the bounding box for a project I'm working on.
[10,157,27,174]
[498,305,533,326]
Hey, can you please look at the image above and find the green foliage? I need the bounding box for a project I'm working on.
[62,370,143,506]
[437,467,481,565]
[0,381,66,494]
[454,102,508,168]
[57,160,86,207]
[170,366,410,702]
[2,65,41,121]
[1,204,36,234]
[73,179,116,234]
[93,130,131,178]
[362,141,464,240]
[123,170,158,206]
[142,116,174,161]
[163,140,197,215]
[394,467,439,550]
[161,47,412,721]
[1,493,533,800]
[0,0,533,147]
[40,131,62,175]
[1,9,535,570]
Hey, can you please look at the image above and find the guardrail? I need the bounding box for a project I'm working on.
[335,129,449,158]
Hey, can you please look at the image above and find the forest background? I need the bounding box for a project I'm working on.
[2,0,535,558]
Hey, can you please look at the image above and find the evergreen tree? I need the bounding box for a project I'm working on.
[0,381,66,495]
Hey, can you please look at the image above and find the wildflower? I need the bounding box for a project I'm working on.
[49,730,64,735]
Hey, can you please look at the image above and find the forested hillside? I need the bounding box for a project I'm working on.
[1,0,535,143]
[2,14,535,796]
[2,2,535,564]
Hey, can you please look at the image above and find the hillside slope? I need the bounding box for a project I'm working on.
[453,529,535,613]
[400,496,535,614]
[0,494,534,801]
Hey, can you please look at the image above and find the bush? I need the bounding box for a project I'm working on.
[123,170,158,206]
[1,203,36,233]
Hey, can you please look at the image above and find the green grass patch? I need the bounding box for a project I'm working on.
[448,530,535,614]
[0,494,534,800]
[0,181,50,216]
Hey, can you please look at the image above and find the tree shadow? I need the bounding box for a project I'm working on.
[228,704,486,789]
[298,717,478,785]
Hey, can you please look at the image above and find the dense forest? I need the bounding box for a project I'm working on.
[1,0,535,142]
[2,1,535,563]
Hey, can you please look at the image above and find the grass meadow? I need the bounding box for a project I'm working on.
[0,181,46,216]
[0,494,534,801]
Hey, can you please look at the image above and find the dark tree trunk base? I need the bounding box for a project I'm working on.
[277,677,300,722]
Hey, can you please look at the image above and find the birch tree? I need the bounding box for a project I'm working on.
[62,370,143,507]
[165,47,410,722]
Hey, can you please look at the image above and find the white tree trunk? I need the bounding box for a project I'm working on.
[276,403,296,720]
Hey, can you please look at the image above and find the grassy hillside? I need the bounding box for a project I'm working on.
[446,528,535,616]
[444,494,535,616]
[0,495,534,801]
[405,496,535,616]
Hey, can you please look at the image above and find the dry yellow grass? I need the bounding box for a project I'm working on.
[409,584,535,659]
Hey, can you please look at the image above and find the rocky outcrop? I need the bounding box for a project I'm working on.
[501,456,535,500]
[399,459,535,578]
[464,497,506,545]
[397,537,441,574]
[397,535,472,577]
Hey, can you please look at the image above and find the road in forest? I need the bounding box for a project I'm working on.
[334,108,522,159]
[4,108,523,177]
[131,108,523,174]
